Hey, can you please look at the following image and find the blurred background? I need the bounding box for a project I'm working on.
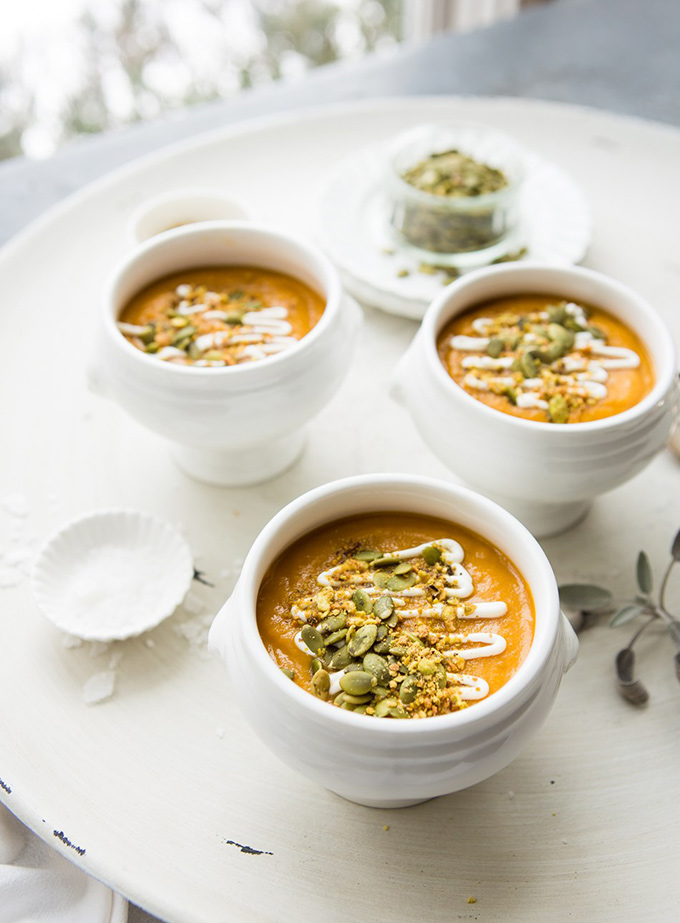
[0,0,550,162]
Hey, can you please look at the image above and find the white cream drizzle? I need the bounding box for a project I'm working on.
[118,295,298,364]
[451,304,640,413]
[292,539,509,704]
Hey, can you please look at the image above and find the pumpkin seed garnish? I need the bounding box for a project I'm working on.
[352,588,373,614]
[353,549,381,562]
[399,674,420,704]
[329,646,352,671]
[311,669,331,700]
[324,629,347,646]
[348,624,378,658]
[548,394,569,424]
[393,562,413,576]
[318,614,347,634]
[421,545,441,565]
[340,671,377,696]
[300,625,324,654]
[386,572,417,592]
[373,594,395,620]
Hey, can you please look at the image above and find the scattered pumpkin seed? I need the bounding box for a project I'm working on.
[486,337,504,359]
[394,562,413,576]
[340,671,377,696]
[348,624,378,658]
[280,667,295,680]
[329,646,352,670]
[324,629,347,646]
[310,657,323,675]
[363,652,390,684]
[421,545,441,565]
[318,614,347,634]
[373,595,395,620]
[548,393,570,424]
[300,625,324,654]
[311,669,330,700]
[353,549,381,562]
[387,572,417,592]
[352,588,373,614]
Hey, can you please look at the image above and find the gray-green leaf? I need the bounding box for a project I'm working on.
[668,621,680,650]
[636,551,653,595]
[609,604,644,627]
[559,583,613,612]
[672,529,680,562]
[615,647,635,683]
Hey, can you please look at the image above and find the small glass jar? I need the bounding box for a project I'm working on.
[386,123,525,268]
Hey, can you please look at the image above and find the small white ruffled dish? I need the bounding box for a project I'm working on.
[128,187,251,244]
[208,473,578,809]
[391,263,678,538]
[89,220,362,486]
[31,510,193,641]
[318,138,591,320]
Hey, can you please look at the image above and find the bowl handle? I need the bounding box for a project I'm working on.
[560,611,580,673]
[208,590,238,664]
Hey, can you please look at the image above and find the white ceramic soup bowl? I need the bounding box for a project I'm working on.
[90,221,361,486]
[391,263,677,537]
[208,473,578,809]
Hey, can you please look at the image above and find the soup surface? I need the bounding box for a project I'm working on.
[437,294,654,423]
[257,512,535,719]
[118,265,325,367]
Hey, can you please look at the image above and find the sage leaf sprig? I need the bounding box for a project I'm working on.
[559,530,680,707]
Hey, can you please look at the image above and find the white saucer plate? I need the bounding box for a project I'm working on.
[318,142,592,319]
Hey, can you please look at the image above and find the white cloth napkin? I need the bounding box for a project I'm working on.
[0,803,127,923]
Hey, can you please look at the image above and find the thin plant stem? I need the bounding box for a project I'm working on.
[658,558,679,622]
[627,614,657,650]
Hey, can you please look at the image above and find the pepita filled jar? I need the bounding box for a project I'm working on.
[386,123,525,267]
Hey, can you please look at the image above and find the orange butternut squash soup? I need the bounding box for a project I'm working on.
[117,266,325,367]
[256,512,535,719]
[437,294,654,424]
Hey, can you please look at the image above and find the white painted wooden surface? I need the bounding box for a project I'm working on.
[1,97,679,923]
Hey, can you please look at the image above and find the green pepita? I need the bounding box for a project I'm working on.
[300,625,324,654]
[548,393,570,424]
[310,657,323,675]
[421,545,442,565]
[311,669,330,700]
[353,549,381,562]
[280,667,295,681]
[329,646,351,671]
[393,562,413,576]
[519,350,539,379]
[340,671,376,696]
[386,572,417,592]
[318,614,347,634]
[372,571,390,589]
[348,624,378,658]
[486,337,504,359]
[373,595,394,620]
[374,697,396,717]
[363,652,390,685]
[324,629,347,646]
[344,661,365,672]
[352,588,373,614]
[340,692,373,705]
